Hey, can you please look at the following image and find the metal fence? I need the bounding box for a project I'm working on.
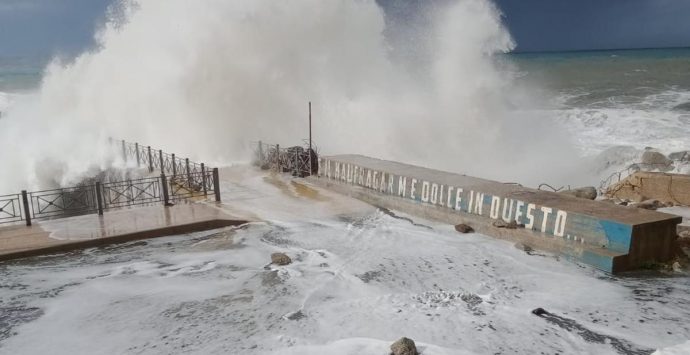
[0,194,23,224]
[115,139,207,180]
[0,140,221,227]
[252,140,318,177]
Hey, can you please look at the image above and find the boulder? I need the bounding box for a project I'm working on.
[271,252,292,266]
[560,186,597,200]
[640,150,673,171]
[669,150,690,162]
[390,337,418,355]
[634,199,664,210]
[454,224,474,233]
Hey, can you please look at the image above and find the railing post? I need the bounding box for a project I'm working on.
[95,182,104,215]
[201,163,208,197]
[121,140,127,162]
[147,146,153,173]
[21,190,31,226]
[293,150,299,176]
[161,173,170,206]
[159,150,164,174]
[135,143,141,167]
[172,154,177,178]
[309,101,312,176]
[185,158,191,189]
[213,168,221,202]
[258,140,263,164]
[275,144,280,171]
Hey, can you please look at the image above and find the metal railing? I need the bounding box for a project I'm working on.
[599,166,639,195]
[252,140,318,177]
[29,185,99,220]
[0,194,23,224]
[101,176,163,209]
[115,139,207,179]
[0,140,221,227]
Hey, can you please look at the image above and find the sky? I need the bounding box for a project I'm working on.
[0,0,112,57]
[495,0,690,52]
[1,0,690,56]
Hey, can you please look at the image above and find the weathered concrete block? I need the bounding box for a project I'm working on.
[310,155,683,273]
[605,171,690,206]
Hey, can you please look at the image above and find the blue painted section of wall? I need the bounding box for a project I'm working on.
[578,249,615,272]
[600,220,633,253]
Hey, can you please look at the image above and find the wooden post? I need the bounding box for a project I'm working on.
[121,140,127,162]
[21,190,31,226]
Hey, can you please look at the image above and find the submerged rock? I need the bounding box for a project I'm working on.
[454,223,474,233]
[672,102,690,111]
[271,252,292,266]
[531,307,548,316]
[515,242,534,253]
[560,186,597,200]
[669,150,690,162]
[390,337,418,355]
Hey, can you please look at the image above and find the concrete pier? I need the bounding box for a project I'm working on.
[0,203,246,261]
[310,155,682,273]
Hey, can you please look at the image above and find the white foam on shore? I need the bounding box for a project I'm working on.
[1,168,688,354]
[653,340,690,355]
[267,337,466,355]
[0,91,12,113]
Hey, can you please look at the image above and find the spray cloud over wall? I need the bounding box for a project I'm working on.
[0,0,578,191]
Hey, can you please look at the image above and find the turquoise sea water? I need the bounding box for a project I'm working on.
[4,47,690,104]
[0,56,46,93]
[510,47,690,111]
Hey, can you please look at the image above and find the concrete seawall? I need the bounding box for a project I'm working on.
[308,155,682,273]
[0,204,247,262]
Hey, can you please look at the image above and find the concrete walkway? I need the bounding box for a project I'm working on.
[0,202,247,261]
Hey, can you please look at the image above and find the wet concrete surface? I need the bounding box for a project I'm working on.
[0,203,247,261]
